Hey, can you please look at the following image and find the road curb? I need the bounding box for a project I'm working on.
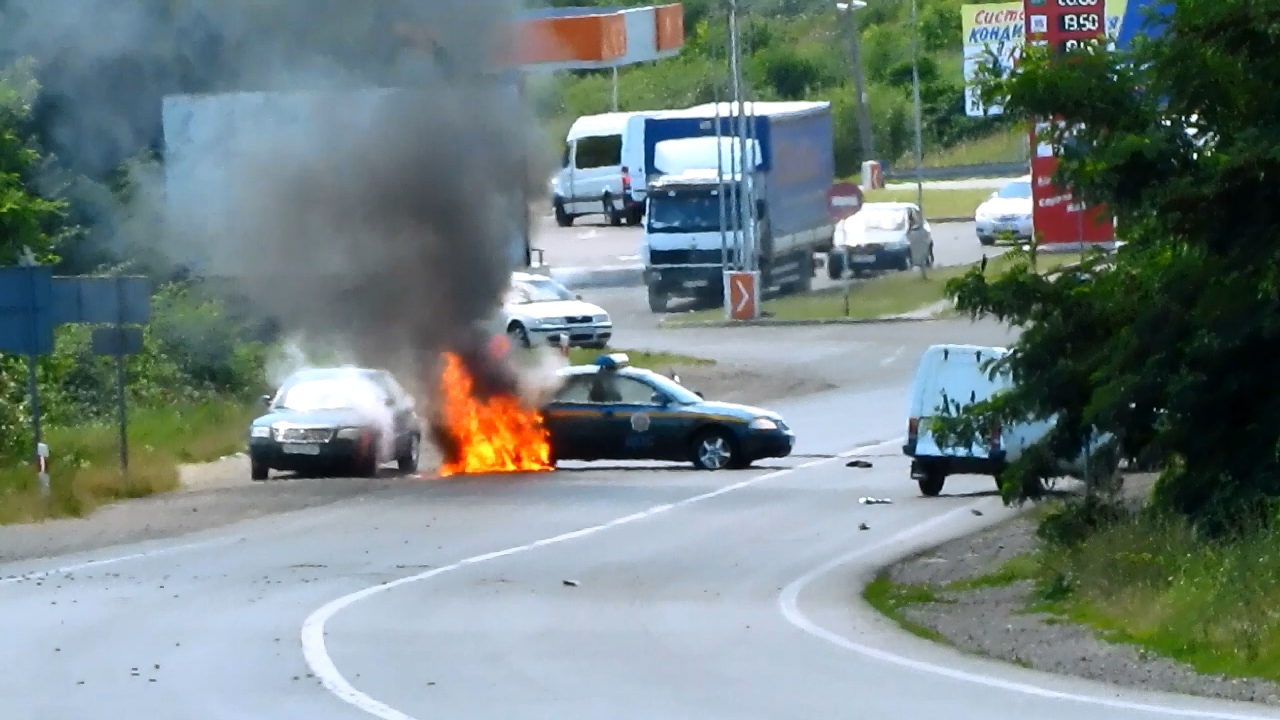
[930,216,975,223]
[658,315,938,329]
[550,264,644,290]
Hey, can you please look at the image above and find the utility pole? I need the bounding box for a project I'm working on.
[838,1,875,162]
[910,0,925,212]
[611,66,618,112]
[729,0,750,271]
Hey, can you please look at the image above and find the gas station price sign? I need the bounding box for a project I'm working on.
[1025,0,1106,57]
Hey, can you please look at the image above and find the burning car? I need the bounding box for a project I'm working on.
[248,367,422,480]
[542,354,795,470]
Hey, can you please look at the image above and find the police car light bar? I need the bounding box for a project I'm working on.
[594,353,630,369]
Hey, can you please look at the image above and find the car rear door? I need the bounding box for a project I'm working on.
[571,134,623,215]
[543,375,613,461]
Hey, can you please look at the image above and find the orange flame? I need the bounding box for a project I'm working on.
[436,352,553,477]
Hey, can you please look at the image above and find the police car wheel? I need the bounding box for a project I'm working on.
[692,428,738,471]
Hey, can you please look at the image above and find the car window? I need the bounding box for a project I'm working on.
[574,134,622,170]
[861,209,908,231]
[997,181,1032,199]
[611,376,661,405]
[518,278,575,304]
[276,378,381,411]
[554,376,595,403]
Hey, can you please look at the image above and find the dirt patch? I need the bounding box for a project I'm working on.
[664,363,837,406]
[885,497,1280,705]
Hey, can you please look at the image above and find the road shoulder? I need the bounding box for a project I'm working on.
[873,493,1280,706]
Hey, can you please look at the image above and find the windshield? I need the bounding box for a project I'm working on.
[642,371,704,405]
[860,209,908,231]
[997,181,1032,199]
[515,278,575,304]
[276,378,381,412]
[648,191,727,234]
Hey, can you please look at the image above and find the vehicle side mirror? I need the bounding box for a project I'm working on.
[261,394,272,407]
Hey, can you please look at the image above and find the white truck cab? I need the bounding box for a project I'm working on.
[904,344,1111,496]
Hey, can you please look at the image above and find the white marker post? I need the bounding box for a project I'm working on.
[36,442,49,496]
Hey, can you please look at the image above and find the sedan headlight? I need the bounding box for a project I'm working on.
[593,314,610,323]
[749,418,779,430]
[336,427,366,440]
[250,426,270,438]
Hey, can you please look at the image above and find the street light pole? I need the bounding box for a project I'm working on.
[837,1,874,163]
[910,0,924,212]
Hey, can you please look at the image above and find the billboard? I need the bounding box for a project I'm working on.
[963,0,1129,117]
[1024,0,1114,246]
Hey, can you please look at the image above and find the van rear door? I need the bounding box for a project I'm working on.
[914,347,1008,459]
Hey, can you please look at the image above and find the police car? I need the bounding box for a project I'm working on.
[543,354,795,470]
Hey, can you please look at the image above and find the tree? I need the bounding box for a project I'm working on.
[936,0,1280,534]
[0,59,67,265]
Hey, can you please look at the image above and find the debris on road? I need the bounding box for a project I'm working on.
[563,579,579,587]
[846,459,873,468]
[971,509,984,516]
[858,522,870,531]
[859,497,892,505]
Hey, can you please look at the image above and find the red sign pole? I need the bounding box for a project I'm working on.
[1023,0,1113,249]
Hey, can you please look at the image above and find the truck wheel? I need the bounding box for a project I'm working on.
[826,251,845,280]
[647,286,668,313]
[918,467,946,496]
[625,207,642,226]
[554,199,574,227]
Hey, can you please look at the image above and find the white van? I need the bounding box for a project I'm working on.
[903,344,1112,496]
[552,111,658,228]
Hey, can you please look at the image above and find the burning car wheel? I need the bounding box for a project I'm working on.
[692,428,738,471]
[398,433,421,474]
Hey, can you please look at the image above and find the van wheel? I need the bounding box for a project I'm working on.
[625,207,643,226]
[918,467,946,496]
[554,199,574,227]
[647,286,668,313]
[826,250,846,280]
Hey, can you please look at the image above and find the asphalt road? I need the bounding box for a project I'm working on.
[4,319,1278,719]
[535,213,998,272]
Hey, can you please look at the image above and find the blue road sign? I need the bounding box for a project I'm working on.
[51,276,151,325]
[91,327,144,356]
[0,267,54,355]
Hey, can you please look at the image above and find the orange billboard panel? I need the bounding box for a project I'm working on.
[498,14,627,66]
[654,4,685,52]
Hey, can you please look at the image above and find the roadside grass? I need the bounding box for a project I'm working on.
[664,252,1081,325]
[1032,513,1280,682]
[862,571,952,643]
[566,347,715,368]
[0,400,259,524]
[863,187,997,220]
[912,129,1027,168]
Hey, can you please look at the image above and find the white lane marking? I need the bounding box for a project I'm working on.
[0,535,243,586]
[779,520,1280,720]
[301,438,904,720]
[880,346,905,367]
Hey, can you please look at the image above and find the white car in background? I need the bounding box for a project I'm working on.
[975,177,1033,246]
[503,272,613,349]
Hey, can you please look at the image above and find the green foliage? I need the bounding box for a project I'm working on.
[940,0,1280,534]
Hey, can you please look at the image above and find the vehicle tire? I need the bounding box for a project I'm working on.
[625,207,643,226]
[352,449,378,478]
[647,286,668,314]
[603,194,622,226]
[979,235,995,246]
[507,322,531,348]
[901,251,913,271]
[397,433,421,474]
[251,458,269,481]
[691,427,739,471]
[826,250,846,280]
[554,199,574,228]
[918,466,946,496]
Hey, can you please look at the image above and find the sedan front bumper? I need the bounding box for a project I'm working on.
[841,245,911,272]
[976,216,1032,242]
[741,429,796,461]
[249,436,371,473]
[530,323,612,348]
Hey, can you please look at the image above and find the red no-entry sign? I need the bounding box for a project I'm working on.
[827,182,864,221]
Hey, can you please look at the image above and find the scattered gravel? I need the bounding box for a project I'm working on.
[887,512,1280,705]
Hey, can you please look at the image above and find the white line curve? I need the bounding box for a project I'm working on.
[778,517,1280,720]
[300,438,903,720]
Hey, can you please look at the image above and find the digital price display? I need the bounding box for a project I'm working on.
[1058,12,1101,33]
